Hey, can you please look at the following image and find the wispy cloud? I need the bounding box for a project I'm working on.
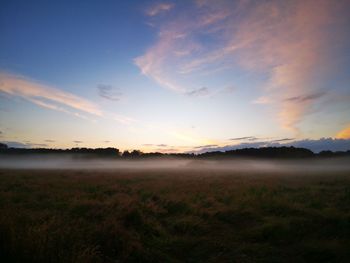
[185,85,235,98]
[253,96,273,105]
[0,73,102,118]
[142,143,168,147]
[271,138,295,142]
[97,84,122,101]
[26,97,92,121]
[284,92,326,103]
[0,72,134,125]
[110,113,136,125]
[194,144,218,149]
[135,0,349,134]
[146,3,174,16]
[185,87,210,97]
[230,136,258,141]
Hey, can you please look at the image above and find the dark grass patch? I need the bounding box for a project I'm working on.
[0,169,350,262]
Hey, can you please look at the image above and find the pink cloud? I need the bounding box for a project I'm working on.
[0,73,103,117]
[135,0,349,134]
[0,72,134,125]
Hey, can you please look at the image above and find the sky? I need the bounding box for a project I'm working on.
[0,0,350,153]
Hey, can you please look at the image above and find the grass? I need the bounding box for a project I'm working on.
[0,168,350,262]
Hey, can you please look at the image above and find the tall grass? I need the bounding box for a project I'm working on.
[0,169,349,262]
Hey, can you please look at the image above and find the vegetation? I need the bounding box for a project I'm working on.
[0,143,8,149]
[1,144,350,159]
[1,168,350,262]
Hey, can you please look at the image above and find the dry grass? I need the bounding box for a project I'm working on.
[0,168,350,262]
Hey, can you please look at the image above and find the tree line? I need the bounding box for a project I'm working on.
[0,143,349,159]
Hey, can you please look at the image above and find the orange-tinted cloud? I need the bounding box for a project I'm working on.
[336,125,350,139]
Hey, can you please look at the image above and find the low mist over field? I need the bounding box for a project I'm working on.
[1,154,350,174]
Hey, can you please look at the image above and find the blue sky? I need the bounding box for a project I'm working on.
[1,0,350,152]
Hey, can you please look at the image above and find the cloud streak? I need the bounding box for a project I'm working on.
[146,3,174,17]
[97,84,122,101]
[0,73,102,118]
[230,136,258,141]
[185,87,210,97]
[0,72,135,125]
[142,143,168,147]
[110,113,136,125]
[271,138,295,142]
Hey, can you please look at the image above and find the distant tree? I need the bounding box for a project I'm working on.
[0,144,349,159]
[0,143,8,149]
[130,150,142,158]
[122,150,131,158]
[200,146,315,159]
[94,147,120,156]
[319,150,333,157]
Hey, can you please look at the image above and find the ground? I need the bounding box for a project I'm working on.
[0,168,350,262]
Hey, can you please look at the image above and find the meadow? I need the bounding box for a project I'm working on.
[1,163,350,262]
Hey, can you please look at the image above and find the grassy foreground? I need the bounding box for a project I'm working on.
[0,168,350,262]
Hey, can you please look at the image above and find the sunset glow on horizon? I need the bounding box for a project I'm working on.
[1,0,350,153]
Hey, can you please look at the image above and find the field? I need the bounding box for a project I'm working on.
[1,165,350,262]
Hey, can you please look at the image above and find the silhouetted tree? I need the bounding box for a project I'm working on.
[130,150,142,158]
[1,145,349,159]
[0,143,8,149]
[200,146,314,159]
[122,150,131,158]
[319,150,334,157]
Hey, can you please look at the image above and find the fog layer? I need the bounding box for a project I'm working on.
[1,155,350,173]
